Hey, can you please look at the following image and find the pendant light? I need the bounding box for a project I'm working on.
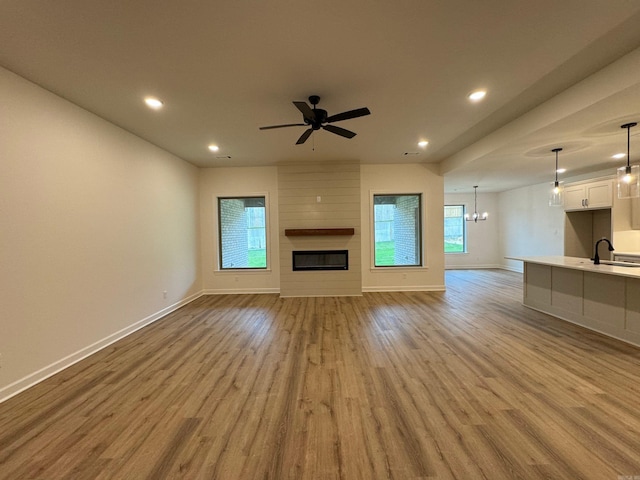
[549,147,564,206]
[465,186,488,222]
[617,122,639,199]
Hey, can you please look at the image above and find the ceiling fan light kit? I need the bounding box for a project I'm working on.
[260,95,371,145]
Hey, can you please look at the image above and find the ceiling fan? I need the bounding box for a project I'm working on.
[259,95,371,145]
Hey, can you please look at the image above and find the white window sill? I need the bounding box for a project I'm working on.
[215,268,272,275]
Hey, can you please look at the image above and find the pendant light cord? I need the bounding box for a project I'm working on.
[474,185,478,215]
[622,122,637,168]
[628,123,633,167]
[552,147,562,187]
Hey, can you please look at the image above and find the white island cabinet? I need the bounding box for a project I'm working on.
[507,256,640,347]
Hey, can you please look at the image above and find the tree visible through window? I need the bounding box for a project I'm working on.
[444,205,465,253]
[218,196,267,269]
[373,194,422,267]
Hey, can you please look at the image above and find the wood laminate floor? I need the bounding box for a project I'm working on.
[1,270,640,479]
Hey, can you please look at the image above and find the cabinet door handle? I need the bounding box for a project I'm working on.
[585,198,589,207]
[581,199,585,207]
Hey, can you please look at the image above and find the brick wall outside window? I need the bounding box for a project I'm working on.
[394,195,421,266]
[219,198,249,268]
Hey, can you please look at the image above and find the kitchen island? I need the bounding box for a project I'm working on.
[508,256,640,347]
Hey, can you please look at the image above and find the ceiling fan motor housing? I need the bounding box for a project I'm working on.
[309,109,328,129]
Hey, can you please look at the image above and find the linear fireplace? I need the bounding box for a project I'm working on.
[292,250,348,271]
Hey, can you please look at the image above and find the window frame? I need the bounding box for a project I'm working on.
[371,192,424,268]
[444,204,467,254]
[217,194,269,271]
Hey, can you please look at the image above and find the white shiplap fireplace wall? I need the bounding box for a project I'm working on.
[278,163,362,297]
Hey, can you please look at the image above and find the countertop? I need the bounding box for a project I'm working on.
[506,255,640,279]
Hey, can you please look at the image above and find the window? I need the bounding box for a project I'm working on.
[218,196,267,269]
[444,205,465,253]
[373,194,422,267]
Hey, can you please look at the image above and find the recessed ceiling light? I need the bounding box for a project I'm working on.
[556,168,567,174]
[612,153,626,159]
[468,90,487,102]
[144,97,163,109]
[208,144,220,152]
[418,140,429,148]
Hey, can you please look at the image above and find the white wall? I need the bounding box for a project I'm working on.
[199,166,280,294]
[0,68,201,401]
[498,182,565,272]
[361,164,445,291]
[444,192,501,269]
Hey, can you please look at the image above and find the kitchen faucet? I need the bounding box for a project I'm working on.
[592,237,614,265]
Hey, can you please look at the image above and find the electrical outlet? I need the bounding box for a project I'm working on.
[163,290,167,299]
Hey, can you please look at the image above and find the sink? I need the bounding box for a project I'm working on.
[599,261,640,267]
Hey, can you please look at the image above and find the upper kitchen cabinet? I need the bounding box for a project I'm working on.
[564,179,613,211]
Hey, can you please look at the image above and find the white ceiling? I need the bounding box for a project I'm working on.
[2,0,640,193]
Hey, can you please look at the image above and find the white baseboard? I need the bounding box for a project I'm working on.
[0,291,203,404]
[362,285,446,292]
[202,288,280,295]
[279,293,364,298]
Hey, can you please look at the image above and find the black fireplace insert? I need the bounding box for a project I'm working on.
[292,250,348,271]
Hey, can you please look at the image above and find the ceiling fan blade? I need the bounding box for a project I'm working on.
[296,128,314,145]
[326,107,371,123]
[259,123,306,130]
[322,124,356,139]
[293,101,315,121]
